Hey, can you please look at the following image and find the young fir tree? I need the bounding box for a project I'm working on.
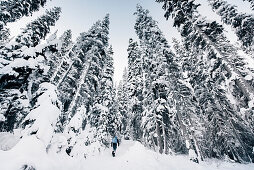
[21,83,61,146]
[207,0,254,50]
[156,0,254,162]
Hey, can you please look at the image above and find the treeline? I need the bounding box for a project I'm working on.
[0,0,119,157]
[0,0,254,164]
[117,1,254,164]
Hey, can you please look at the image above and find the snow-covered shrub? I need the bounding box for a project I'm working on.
[22,83,61,146]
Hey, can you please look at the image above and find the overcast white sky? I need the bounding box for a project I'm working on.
[7,0,253,83]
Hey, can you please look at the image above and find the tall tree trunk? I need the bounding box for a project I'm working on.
[56,61,74,88]
[156,119,163,154]
[67,61,91,120]
[162,121,168,154]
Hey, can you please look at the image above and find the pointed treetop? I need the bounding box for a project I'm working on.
[135,4,149,16]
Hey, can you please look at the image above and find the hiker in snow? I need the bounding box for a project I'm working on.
[111,135,119,157]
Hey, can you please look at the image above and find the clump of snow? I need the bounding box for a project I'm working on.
[22,83,61,146]
[245,75,252,81]
[0,58,37,76]
[67,106,85,132]
[0,132,20,151]
[0,114,5,122]
[21,47,37,57]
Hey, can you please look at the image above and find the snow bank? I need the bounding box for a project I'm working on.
[0,136,55,170]
[0,132,20,151]
[0,139,253,170]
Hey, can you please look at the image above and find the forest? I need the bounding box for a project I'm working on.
[0,0,254,169]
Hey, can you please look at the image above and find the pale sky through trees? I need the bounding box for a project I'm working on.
[7,0,253,83]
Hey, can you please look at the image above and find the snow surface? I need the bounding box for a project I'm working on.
[0,132,20,151]
[0,137,254,170]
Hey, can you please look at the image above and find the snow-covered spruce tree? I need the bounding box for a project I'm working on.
[134,5,186,154]
[0,6,61,62]
[116,68,129,138]
[50,29,73,84]
[15,7,61,49]
[207,0,254,50]
[59,15,111,154]
[156,0,254,162]
[0,0,47,44]
[0,7,61,132]
[172,38,205,162]
[58,15,110,131]
[0,0,47,25]
[156,0,254,105]
[173,37,254,163]
[89,45,118,146]
[156,0,254,118]
[126,38,143,141]
[43,29,73,82]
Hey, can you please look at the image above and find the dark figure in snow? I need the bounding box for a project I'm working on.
[111,136,119,157]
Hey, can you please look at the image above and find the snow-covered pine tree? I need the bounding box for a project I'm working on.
[156,0,254,104]
[58,15,110,130]
[90,45,117,146]
[125,38,143,141]
[134,5,184,154]
[0,0,47,25]
[207,0,254,51]
[0,7,61,132]
[50,29,73,84]
[0,0,47,44]
[156,0,254,162]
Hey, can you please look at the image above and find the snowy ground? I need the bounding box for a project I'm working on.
[0,134,254,170]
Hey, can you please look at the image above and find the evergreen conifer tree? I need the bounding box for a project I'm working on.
[155,0,254,162]
[0,7,61,132]
[0,0,47,44]
[0,0,47,25]
[126,38,143,141]
[134,5,185,154]
[116,69,129,138]
[207,0,254,49]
